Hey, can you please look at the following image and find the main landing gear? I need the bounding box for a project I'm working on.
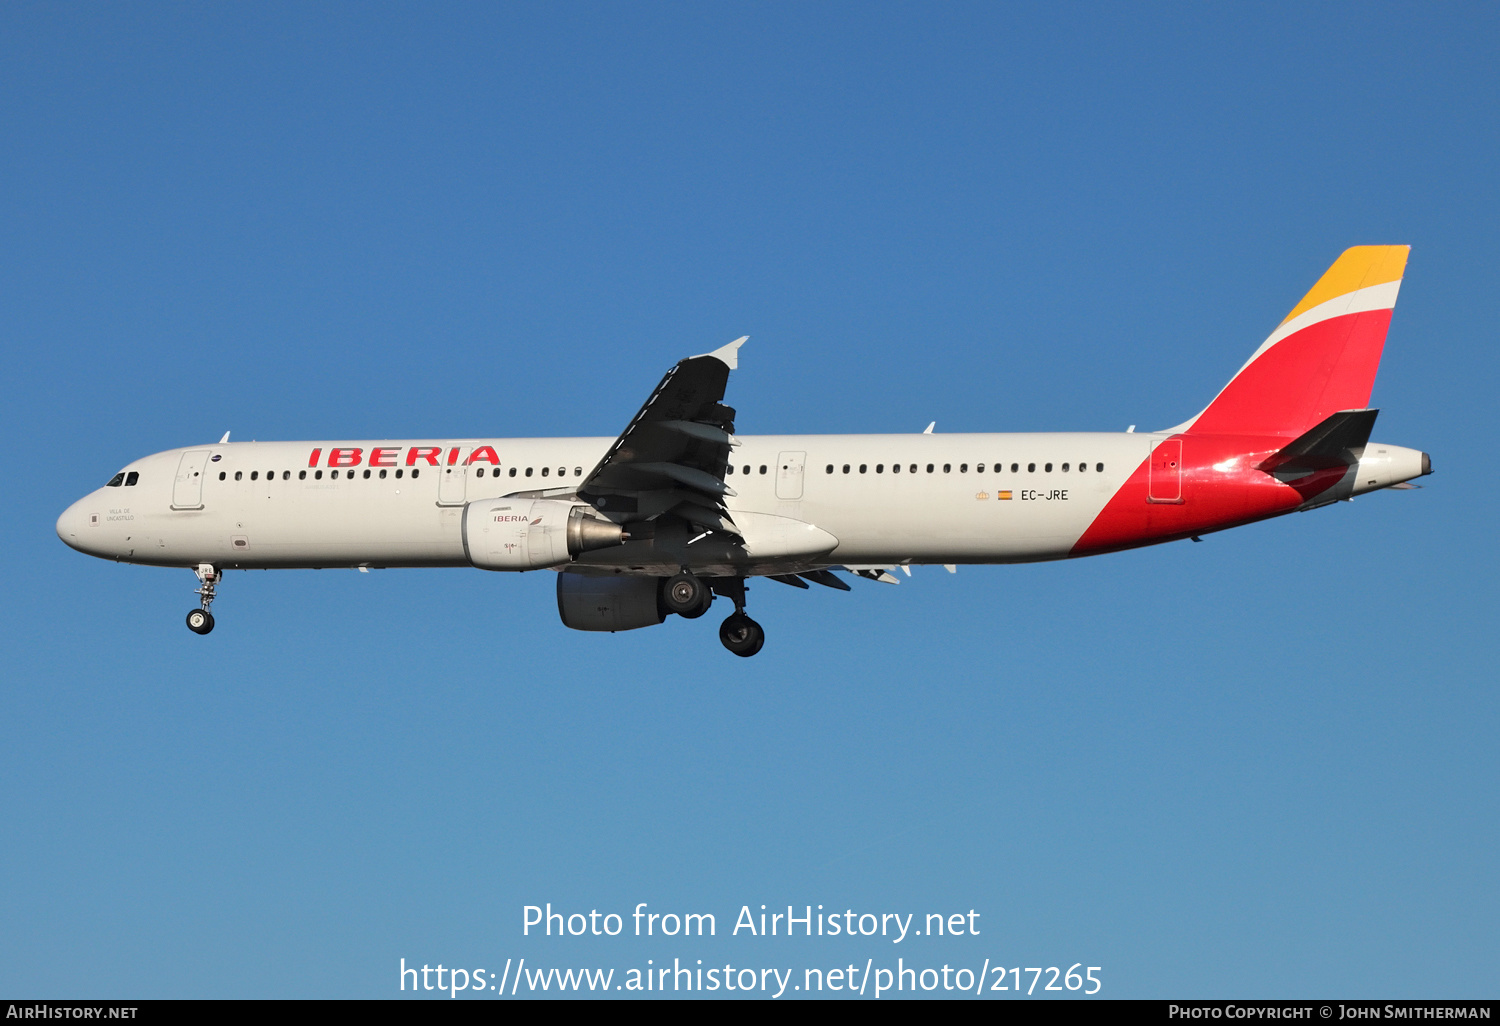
[662,571,713,619]
[186,563,220,635]
[719,612,765,658]
[707,575,764,658]
[660,571,766,656]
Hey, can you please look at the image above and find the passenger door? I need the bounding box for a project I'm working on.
[437,446,472,506]
[1147,438,1183,504]
[171,450,211,510]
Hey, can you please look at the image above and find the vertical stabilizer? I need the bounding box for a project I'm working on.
[1174,246,1409,438]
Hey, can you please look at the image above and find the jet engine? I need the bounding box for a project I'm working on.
[462,499,625,570]
[556,572,666,632]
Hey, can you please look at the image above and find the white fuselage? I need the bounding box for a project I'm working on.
[58,433,1155,573]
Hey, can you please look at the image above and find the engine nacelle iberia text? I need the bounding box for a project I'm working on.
[462,499,625,571]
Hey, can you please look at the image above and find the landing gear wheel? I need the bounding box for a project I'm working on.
[187,563,221,634]
[719,613,765,657]
[663,572,712,618]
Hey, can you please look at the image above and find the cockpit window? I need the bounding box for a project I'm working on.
[125,471,139,486]
[106,472,126,487]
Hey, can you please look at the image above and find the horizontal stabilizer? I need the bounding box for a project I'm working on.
[1261,408,1378,472]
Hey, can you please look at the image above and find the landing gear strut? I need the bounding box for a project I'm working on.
[712,577,765,657]
[186,563,219,635]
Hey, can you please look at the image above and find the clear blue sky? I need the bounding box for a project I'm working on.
[3,1,1496,999]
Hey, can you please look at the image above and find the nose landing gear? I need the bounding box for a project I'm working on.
[186,563,220,635]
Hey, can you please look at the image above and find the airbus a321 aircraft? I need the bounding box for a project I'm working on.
[58,246,1429,656]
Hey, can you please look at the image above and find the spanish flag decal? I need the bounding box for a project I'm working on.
[998,490,1013,500]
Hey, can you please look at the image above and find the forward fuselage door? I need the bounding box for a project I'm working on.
[437,446,472,506]
[1148,438,1183,504]
[775,450,806,500]
[171,449,211,510]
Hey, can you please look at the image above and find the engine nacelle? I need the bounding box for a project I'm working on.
[462,498,625,570]
[556,572,666,632]
[1349,443,1431,496]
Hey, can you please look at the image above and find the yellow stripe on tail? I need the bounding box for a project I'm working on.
[1279,245,1409,326]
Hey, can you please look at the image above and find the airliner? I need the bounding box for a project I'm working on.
[57,246,1430,656]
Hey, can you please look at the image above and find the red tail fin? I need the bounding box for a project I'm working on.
[1177,246,1409,438]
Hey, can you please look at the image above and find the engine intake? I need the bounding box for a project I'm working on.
[462,499,625,570]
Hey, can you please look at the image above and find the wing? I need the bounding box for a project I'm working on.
[578,337,747,534]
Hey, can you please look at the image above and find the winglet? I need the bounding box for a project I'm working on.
[698,336,747,370]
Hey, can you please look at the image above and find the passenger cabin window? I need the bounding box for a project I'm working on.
[235,471,243,481]
[219,472,227,481]
[1027,463,1036,473]
[299,470,306,480]
[1096,463,1104,472]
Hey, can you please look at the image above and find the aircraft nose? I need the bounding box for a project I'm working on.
[56,498,96,553]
